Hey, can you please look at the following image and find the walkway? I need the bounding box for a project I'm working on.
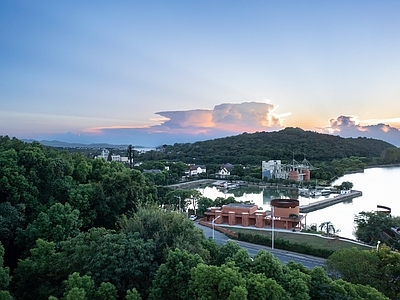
[299,190,362,213]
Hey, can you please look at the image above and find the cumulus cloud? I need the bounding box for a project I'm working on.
[69,101,289,146]
[155,101,287,133]
[324,115,400,146]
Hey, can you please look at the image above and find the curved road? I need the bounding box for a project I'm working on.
[194,222,326,269]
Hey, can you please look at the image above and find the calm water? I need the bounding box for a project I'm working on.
[198,166,400,240]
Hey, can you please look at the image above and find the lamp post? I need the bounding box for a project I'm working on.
[212,216,221,240]
[174,195,181,213]
[376,240,381,252]
[271,206,275,249]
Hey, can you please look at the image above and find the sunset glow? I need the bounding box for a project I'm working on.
[1,1,400,146]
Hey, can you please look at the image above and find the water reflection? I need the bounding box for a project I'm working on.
[198,166,400,240]
[199,186,335,209]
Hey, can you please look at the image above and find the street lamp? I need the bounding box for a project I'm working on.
[376,240,381,252]
[174,195,181,213]
[212,216,221,240]
[271,206,275,249]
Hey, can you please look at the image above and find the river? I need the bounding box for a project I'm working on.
[198,166,400,240]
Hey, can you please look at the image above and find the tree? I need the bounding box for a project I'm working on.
[59,227,158,297]
[11,239,67,300]
[96,282,118,300]
[68,184,98,229]
[309,267,333,300]
[149,249,203,300]
[125,288,142,300]
[163,189,202,214]
[251,250,284,281]
[231,164,245,177]
[200,238,220,266]
[72,156,92,184]
[215,241,242,266]
[92,168,157,228]
[337,181,354,190]
[327,247,380,285]
[50,272,118,300]
[0,202,25,249]
[197,196,213,217]
[280,269,310,300]
[245,273,287,300]
[0,244,12,299]
[354,211,400,246]
[228,248,253,274]
[118,206,208,264]
[62,272,95,300]
[188,263,246,300]
[319,221,337,236]
[18,202,82,249]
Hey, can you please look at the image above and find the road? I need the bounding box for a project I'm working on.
[194,222,326,269]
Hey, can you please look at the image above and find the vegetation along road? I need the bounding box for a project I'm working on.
[195,222,326,269]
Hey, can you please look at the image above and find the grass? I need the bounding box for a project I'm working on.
[223,227,372,252]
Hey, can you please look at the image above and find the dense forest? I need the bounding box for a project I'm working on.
[139,127,396,166]
[134,127,400,183]
[0,135,397,299]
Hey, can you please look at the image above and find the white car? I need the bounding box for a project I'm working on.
[189,215,197,221]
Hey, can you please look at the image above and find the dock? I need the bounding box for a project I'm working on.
[167,179,214,190]
[299,190,363,213]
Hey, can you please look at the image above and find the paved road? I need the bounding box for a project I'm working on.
[194,222,326,269]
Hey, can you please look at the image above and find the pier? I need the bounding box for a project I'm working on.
[299,190,362,213]
[167,179,214,190]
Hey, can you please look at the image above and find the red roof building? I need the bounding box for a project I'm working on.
[204,199,305,230]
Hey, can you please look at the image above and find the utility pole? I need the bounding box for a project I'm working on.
[174,195,181,212]
[272,206,275,249]
[212,216,221,240]
[128,145,134,169]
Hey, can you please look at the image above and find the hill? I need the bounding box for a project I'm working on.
[141,127,396,166]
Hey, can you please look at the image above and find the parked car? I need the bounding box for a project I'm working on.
[189,215,198,221]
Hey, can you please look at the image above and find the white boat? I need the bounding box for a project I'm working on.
[226,183,238,189]
[310,190,322,197]
[298,187,309,194]
[321,189,331,195]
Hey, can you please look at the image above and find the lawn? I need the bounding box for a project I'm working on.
[223,227,372,252]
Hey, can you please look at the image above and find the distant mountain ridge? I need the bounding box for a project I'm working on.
[142,127,396,165]
[23,128,396,165]
[22,139,152,150]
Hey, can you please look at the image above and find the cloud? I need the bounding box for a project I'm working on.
[36,101,289,146]
[155,101,287,134]
[324,115,400,146]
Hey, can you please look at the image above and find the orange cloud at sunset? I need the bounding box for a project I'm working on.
[322,115,400,146]
[155,101,288,134]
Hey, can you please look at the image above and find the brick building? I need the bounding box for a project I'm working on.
[204,199,305,230]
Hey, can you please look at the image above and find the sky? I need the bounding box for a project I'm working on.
[1,0,400,147]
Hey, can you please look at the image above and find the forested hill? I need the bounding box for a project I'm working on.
[148,127,395,165]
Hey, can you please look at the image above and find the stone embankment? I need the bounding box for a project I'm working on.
[299,190,362,213]
[167,179,214,190]
[198,218,239,239]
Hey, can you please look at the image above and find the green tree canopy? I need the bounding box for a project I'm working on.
[117,206,208,264]
[149,248,203,300]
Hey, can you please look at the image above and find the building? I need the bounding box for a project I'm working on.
[204,200,305,230]
[262,160,287,180]
[111,155,121,162]
[261,159,313,182]
[95,149,129,163]
[187,164,207,177]
[96,149,110,160]
[215,163,234,178]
